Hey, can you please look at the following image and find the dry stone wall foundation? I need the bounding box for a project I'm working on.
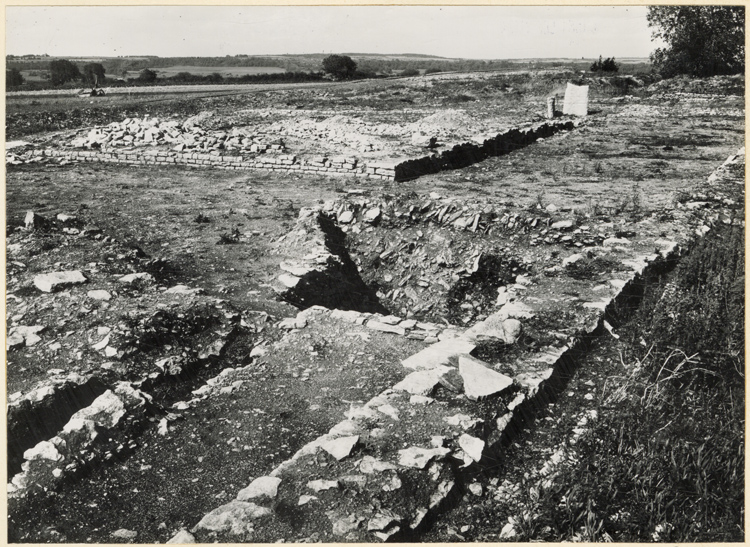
[22,119,577,183]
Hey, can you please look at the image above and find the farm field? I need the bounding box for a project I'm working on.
[5,68,745,543]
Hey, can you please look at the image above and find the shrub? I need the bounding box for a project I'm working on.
[49,59,81,85]
[138,69,157,83]
[424,67,442,75]
[400,68,420,77]
[590,55,619,73]
[82,63,105,86]
[321,54,357,80]
[6,68,24,88]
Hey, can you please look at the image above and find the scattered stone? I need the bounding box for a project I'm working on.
[87,289,112,301]
[24,440,63,462]
[167,529,196,544]
[298,495,318,506]
[562,253,584,267]
[464,314,522,344]
[111,529,138,541]
[118,272,154,284]
[278,273,301,288]
[402,339,475,370]
[398,446,451,469]
[363,207,382,223]
[328,512,364,536]
[338,210,355,224]
[237,476,282,501]
[459,355,513,400]
[366,321,406,335]
[551,219,575,231]
[320,435,359,460]
[307,479,339,492]
[458,433,485,463]
[368,509,402,532]
[469,483,483,497]
[393,366,453,396]
[24,211,47,230]
[359,456,399,474]
[193,501,270,536]
[34,271,87,292]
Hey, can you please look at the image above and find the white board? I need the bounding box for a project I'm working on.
[562,83,589,116]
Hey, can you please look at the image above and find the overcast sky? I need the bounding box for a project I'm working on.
[6,6,660,60]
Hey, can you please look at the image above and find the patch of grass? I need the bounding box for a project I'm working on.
[517,223,745,542]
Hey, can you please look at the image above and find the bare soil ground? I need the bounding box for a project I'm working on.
[5,70,744,542]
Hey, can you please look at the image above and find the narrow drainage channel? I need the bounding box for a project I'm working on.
[6,327,252,478]
[7,377,109,477]
[413,248,683,537]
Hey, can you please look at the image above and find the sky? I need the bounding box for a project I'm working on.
[6,6,660,60]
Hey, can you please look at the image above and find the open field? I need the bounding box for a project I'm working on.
[5,68,744,543]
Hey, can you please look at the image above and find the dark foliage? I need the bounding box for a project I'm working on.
[647,6,745,77]
[590,56,619,73]
[49,59,81,85]
[7,68,24,88]
[321,55,358,80]
[82,63,106,86]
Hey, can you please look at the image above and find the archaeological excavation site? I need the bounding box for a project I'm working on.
[5,68,745,543]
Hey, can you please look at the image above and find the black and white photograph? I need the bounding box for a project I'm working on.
[5,3,745,543]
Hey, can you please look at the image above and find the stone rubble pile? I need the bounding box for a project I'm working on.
[69,116,286,154]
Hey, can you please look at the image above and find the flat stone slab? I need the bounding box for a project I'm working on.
[402,338,475,371]
[33,271,87,292]
[459,355,514,401]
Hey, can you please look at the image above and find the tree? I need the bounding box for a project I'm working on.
[138,68,157,83]
[6,68,24,87]
[49,59,81,85]
[647,6,745,77]
[82,63,106,86]
[321,55,357,80]
[591,56,619,73]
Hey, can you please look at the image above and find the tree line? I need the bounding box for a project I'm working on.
[6,8,745,90]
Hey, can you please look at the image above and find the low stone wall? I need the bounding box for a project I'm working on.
[32,148,396,181]
[393,119,577,181]
[23,119,577,183]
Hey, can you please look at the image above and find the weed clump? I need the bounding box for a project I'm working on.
[513,223,744,542]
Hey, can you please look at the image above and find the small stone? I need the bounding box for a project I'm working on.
[237,476,282,501]
[458,433,485,463]
[24,440,63,462]
[368,509,401,532]
[111,529,138,541]
[562,253,584,267]
[34,271,87,292]
[397,446,450,469]
[363,207,382,223]
[338,210,355,224]
[306,479,339,492]
[551,219,575,231]
[393,366,453,396]
[193,501,270,536]
[278,273,301,288]
[87,290,112,301]
[298,495,318,506]
[320,435,358,460]
[366,321,406,335]
[118,272,154,284]
[359,456,399,474]
[167,529,196,544]
[402,338,476,371]
[469,483,483,496]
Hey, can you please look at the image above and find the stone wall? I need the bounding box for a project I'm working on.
[25,119,577,183]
